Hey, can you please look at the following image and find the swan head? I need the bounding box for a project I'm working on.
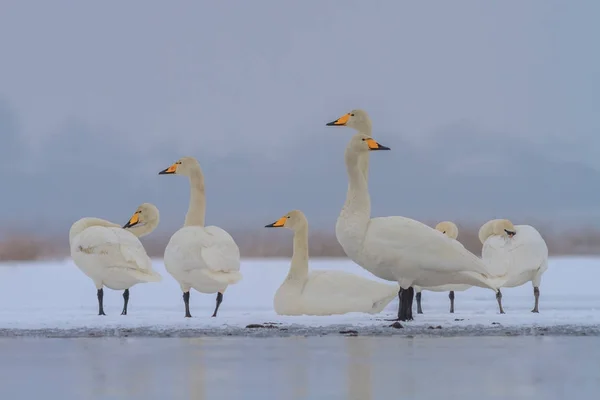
[347,133,391,153]
[326,109,372,132]
[478,218,516,243]
[122,203,160,237]
[435,221,459,240]
[158,156,200,177]
[264,209,308,231]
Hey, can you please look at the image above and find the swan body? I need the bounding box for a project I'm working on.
[329,121,506,320]
[265,210,398,316]
[159,156,242,318]
[479,219,548,313]
[69,203,162,315]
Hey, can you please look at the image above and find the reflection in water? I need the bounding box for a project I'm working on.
[346,338,372,400]
[1,336,600,400]
[186,338,206,400]
[285,337,308,400]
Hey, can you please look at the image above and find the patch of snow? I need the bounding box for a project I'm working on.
[0,257,599,337]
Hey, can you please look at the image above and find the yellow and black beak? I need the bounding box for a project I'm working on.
[504,229,516,237]
[123,212,140,229]
[158,163,178,175]
[265,217,287,228]
[326,113,351,126]
[366,138,391,151]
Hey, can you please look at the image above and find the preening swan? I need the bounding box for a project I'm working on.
[265,210,398,316]
[159,157,242,318]
[69,203,162,315]
[413,221,471,314]
[479,219,549,313]
[332,131,506,321]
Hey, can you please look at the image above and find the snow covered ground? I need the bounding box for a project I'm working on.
[0,257,599,337]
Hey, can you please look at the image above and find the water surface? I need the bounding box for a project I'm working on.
[0,336,598,399]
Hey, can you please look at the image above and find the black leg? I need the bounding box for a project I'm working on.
[496,289,505,314]
[97,288,106,316]
[183,291,192,318]
[449,290,455,313]
[406,287,414,320]
[397,287,414,321]
[416,292,423,314]
[397,289,403,319]
[212,292,223,317]
[121,289,130,315]
[532,287,540,313]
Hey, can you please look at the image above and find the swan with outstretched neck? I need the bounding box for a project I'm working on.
[265,210,398,316]
[159,156,242,318]
[331,128,506,321]
[413,221,471,314]
[69,203,162,316]
[479,219,548,313]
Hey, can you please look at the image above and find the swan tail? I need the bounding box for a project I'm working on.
[201,269,243,285]
[369,293,398,314]
[116,267,163,283]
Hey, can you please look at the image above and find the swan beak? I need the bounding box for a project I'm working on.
[265,217,287,228]
[159,164,177,175]
[505,229,516,237]
[367,138,391,151]
[123,213,140,228]
[326,113,350,126]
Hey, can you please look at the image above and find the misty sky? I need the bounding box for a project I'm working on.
[1,1,599,232]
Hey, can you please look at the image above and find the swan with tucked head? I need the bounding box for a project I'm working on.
[159,156,242,318]
[264,210,398,316]
[69,203,162,316]
[479,218,548,313]
[413,221,471,314]
[332,129,507,321]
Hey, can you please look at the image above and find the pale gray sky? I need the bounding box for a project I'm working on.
[1,1,599,232]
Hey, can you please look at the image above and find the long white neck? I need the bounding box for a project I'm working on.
[69,217,120,244]
[287,224,309,282]
[339,146,371,235]
[184,167,206,227]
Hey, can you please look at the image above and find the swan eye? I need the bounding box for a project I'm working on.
[351,113,355,116]
[443,231,446,234]
[287,216,290,219]
[361,138,365,141]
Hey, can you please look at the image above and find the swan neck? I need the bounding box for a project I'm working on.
[342,148,371,219]
[288,225,309,281]
[184,168,206,227]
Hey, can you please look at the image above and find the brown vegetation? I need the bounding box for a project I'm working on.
[1,222,600,262]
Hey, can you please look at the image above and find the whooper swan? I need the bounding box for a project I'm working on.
[265,210,398,316]
[69,203,162,315]
[479,219,548,313]
[159,157,242,318]
[331,129,506,321]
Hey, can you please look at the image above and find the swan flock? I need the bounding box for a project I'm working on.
[69,109,549,322]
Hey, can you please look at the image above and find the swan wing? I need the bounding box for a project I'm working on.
[365,216,495,276]
[165,226,241,274]
[71,226,160,281]
[484,225,548,276]
[302,270,398,313]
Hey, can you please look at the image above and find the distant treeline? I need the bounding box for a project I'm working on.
[2,221,600,262]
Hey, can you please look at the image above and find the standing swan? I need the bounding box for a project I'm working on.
[413,221,471,314]
[69,203,162,315]
[265,210,398,316]
[333,132,506,321]
[159,157,242,318]
[479,219,548,313]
